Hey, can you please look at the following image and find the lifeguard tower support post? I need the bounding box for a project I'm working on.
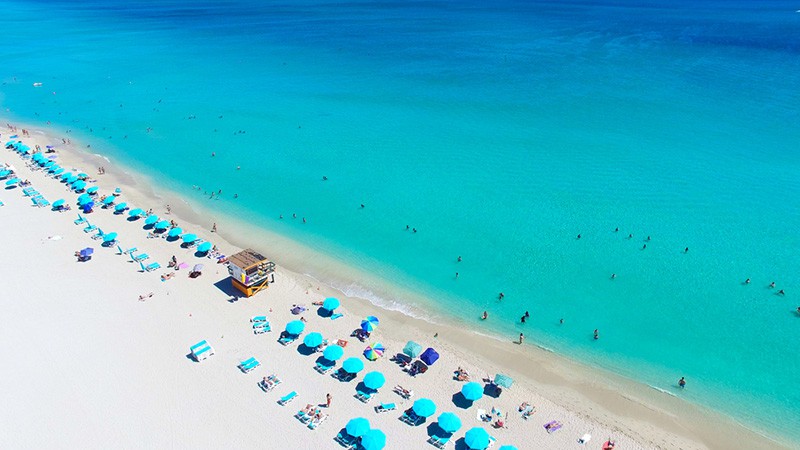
[227,248,276,297]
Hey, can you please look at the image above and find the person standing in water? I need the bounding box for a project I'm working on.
[481,311,488,320]
[593,329,599,340]
[518,333,524,344]
[679,377,686,388]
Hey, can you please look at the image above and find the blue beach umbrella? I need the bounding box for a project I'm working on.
[154,220,170,230]
[437,412,462,434]
[114,202,128,212]
[82,201,94,212]
[494,374,513,389]
[60,172,71,180]
[322,297,340,311]
[128,208,144,217]
[362,371,386,390]
[464,427,490,450]
[53,168,65,175]
[48,165,60,173]
[78,194,92,205]
[103,232,118,243]
[168,227,183,237]
[403,341,422,358]
[323,344,344,361]
[197,241,212,253]
[0,170,10,178]
[5,178,19,186]
[285,320,305,336]
[360,316,379,332]
[413,398,436,418]
[181,233,198,243]
[77,172,88,179]
[345,417,370,438]
[52,199,65,208]
[102,196,115,205]
[79,247,94,257]
[461,382,483,402]
[86,186,98,194]
[342,357,364,374]
[144,215,160,225]
[73,180,87,191]
[44,161,55,168]
[303,332,323,348]
[360,429,386,450]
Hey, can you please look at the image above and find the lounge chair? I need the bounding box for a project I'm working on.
[91,229,105,240]
[83,223,97,233]
[330,313,343,320]
[140,261,161,272]
[315,360,335,374]
[355,388,373,403]
[117,245,137,255]
[375,402,396,413]
[22,187,37,196]
[393,385,414,399]
[239,357,260,373]
[258,375,281,392]
[131,253,149,262]
[251,315,267,323]
[332,369,356,382]
[428,434,451,448]
[400,409,423,426]
[308,413,327,430]
[74,214,87,225]
[279,335,298,346]
[335,431,357,447]
[295,408,313,424]
[189,340,214,361]
[488,435,497,447]
[278,391,298,405]
[254,323,271,334]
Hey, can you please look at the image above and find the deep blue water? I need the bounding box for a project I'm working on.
[2,0,799,442]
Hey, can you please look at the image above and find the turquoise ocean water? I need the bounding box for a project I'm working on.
[2,0,799,441]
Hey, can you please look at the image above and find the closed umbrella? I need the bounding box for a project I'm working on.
[323,344,344,361]
[128,208,144,217]
[197,241,212,253]
[420,348,440,365]
[342,357,364,374]
[363,343,385,361]
[52,199,65,208]
[437,412,462,434]
[103,232,118,243]
[403,341,422,358]
[303,332,323,348]
[345,417,370,438]
[461,382,483,402]
[494,374,514,389]
[362,371,386,390]
[5,178,19,186]
[154,220,170,230]
[360,315,380,332]
[144,215,160,225]
[86,186,98,194]
[181,233,198,243]
[412,398,436,418]
[465,428,490,450]
[168,227,183,237]
[114,202,128,212]
[322,297,340,311]
[360,429,386,450]
[285,320,305,336]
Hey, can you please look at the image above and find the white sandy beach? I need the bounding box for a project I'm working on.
[0,123,786,449]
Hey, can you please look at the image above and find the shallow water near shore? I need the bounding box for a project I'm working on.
[2,0,799,442]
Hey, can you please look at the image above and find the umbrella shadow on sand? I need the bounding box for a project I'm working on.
[451,393,474,409]
[297,344,317,356]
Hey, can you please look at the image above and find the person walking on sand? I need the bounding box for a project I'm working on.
[326,393,332,408]
[679,377,686,388]
[211,223,217,233]
[519,333,524,344]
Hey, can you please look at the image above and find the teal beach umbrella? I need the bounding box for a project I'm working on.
[86,186,98,194]
[181,233,198,243]
[52,199,65,208]
[285,320,305,336]
[0,170,9,178]
[114,202,128,211]
[412,398,436,418]
[303,332,323,348]
[498,446,519,450]
[78,194,92,205]
[102,196,115,205]
[322,297,340,311]
[197,241,212,253]
[53,168,65,175]
[437,412,462,434]
[128,208,144,217]
[345,417,370,438]
[5,178,19,186]
[323,344,344,361]
[168,227,183,237]
[342,357,364,374]
[362,371,386,390]
[144,215,159,225]
[360,429,386,450]
[103,232,118,243]
[461,382,483,402]
[155,220,170,230]
[403,341,422,358]
[72,180,87,191]
[464,427,490,450]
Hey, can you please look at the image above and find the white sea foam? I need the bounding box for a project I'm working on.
[649,385,678,397]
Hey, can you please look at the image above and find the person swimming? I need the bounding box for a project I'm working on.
[593,329,599,339]
[778,289,785,295]
[457,256,462,262]
[684,247,689,253]
[769,282,775,288]
[577,234,581,239]
[745,278,751,284]
[642,244,647,249]
[611,273,616,279]
[498,292,504,300]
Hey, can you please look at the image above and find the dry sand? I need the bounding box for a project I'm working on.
[0,123,786,449]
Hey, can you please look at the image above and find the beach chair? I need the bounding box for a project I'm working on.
[400,409,423,426]
[91,229,105,240]
[335,431,357,448]
[488,435,497,448]
[258,375,281,392]
[279,335,298,346]
[117,245,137,255]
[140,261,161,272]
[251,315,267,323]
[254,323,271,334]
[308,413,327,430]
[428,434,450,448]
[74,214,87,225]
[132,253,149,262]
[83,223,97,233]
[278,391,298,405]
[375,402,396,413]
[295,408,313,424]
[330,313,343,320]
[520,404,535,420]
[22,187,38,196]
[355,388,373,403]
[393,385,414,399]
[315,360,335,374]
[332,368,356,382]
[190,340,214,361]
[238,357,260,373]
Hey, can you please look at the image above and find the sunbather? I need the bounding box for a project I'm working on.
[161,272,175,281]
[138,292,154,301]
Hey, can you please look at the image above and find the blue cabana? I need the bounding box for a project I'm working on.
[403,341,422,358]
[420,347,440,365]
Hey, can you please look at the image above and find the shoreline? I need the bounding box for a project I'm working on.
[3,117,788,449]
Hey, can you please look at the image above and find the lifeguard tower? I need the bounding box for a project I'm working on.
[227,248,275,297]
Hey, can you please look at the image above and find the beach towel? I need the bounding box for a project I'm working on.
[544,420,563,433]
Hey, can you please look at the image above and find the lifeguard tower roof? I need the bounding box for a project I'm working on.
[228,248,269,271]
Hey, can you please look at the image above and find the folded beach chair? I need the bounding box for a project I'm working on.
[251,315,267,323]
[239,357,260,373]
[83,223,97,233]
[140,261,161,272]
[132,253,149,262]
[375,402,396,413]
[315,360,335,374]
[74,214,87,225]
[335,431,357,447]
[190,340,214,361]
[278,391,298,405]
[355,388,373,403]
[308,413,327,430]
